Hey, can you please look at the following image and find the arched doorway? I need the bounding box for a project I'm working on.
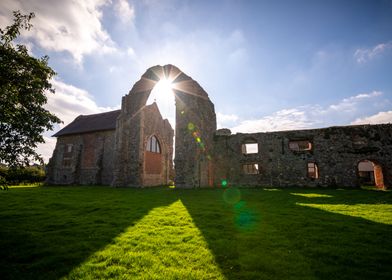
[357,160,384,189]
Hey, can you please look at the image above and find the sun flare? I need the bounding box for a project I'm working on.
[154,78,173,97]
[146,78,176,128]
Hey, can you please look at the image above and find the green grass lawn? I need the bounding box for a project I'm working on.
[0,186,391,279]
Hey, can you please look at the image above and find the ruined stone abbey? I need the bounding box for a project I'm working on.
[47,65,392,189]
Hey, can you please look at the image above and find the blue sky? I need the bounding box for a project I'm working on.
[1,0,391,161]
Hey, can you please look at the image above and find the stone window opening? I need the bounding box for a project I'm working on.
[358,160,384,189]
[242,141,258,154]
[307,162,319,179]
[243,163,259,174]
[66,144,73,153]
[62,144,73,167]
[289,140,312,152]
[146,135,161,153]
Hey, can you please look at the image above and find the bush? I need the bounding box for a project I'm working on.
[0,166,46,185]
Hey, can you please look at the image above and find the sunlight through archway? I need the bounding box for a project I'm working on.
[146,78,176,129]
[67,200,225,279]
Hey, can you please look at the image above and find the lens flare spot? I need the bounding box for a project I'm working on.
[235,211,256,230]
[234,200,245,210]
[223,187,241,205]
[187,122,195,131]
[221,179,228,187]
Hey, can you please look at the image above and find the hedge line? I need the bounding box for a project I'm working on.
[0,166,46,185]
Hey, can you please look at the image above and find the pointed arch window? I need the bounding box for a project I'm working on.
[146,135,161,153]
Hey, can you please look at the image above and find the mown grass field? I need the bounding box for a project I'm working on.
[0,186,391,279]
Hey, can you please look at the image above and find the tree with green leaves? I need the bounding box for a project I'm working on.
[0,11,61,167]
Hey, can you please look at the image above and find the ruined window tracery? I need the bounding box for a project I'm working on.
[289,140,312,151]
[243,163,259,174]
[307,162,319,178]
[146,135,161,153]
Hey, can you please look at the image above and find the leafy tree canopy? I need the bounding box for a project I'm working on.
[0,11,61,167]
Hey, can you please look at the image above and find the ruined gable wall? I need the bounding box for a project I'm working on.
[46,130,116,185]
[213,124,392,188]
[174,80,216,188]
[112,64,216,188]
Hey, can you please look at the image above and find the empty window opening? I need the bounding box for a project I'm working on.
[243,163,259,174]
[358,160,384,189]
[307,162,319,179]
[66,144,73,153]
[289,140,312,151]
[242,143,258,154]
[146,135,161,153]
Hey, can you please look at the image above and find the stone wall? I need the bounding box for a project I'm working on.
[47,64,391,189]
[112,64,216,188]
[46,130,115,185]
[213,124,392,188]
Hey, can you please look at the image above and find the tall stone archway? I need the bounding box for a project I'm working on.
[112,65,216,188]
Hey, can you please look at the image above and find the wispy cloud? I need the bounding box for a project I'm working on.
[0,0,118,64]
[351,111,392,125]
[133,28,249,76]
[231,108,313,133]
[37,79,120,162]
[114,0,135,24]
[327,91,382,112]
[46,79,119,127]
[217,112,239,128]
[231,91,388,133]
[354,41,392,63]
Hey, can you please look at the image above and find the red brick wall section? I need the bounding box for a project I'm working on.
[374,164,384,188]
[145,151,162,174]
[82,134,96,168]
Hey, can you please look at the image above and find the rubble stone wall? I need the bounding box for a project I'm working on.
[112,64,216,188]
[213,124,392,188]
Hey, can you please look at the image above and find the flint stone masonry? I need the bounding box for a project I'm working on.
[213,124,392,188]
[47,64,392,189]
[111,64,216,188]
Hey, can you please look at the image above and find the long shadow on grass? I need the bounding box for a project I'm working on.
[180,188,392,280]
[0,186,178,280]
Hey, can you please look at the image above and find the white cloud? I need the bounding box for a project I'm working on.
[231,91,388,133]
[351,111,392,125]
[0,0,117,63]
[47,79,119,127]
[36,79,120,163]
[217,112,239,129]
[354,41,392,63]
[114,0,135,24]
[127,47,135,56]
[327,91,382,112]
[134,28,248,76]
[231,108,313,133]
[36,136,57,163]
